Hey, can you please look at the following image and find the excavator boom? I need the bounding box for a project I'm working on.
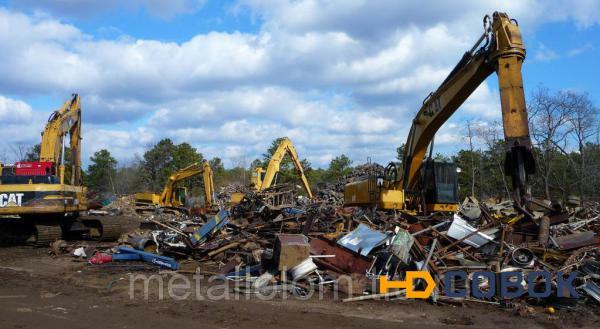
[39,94,83,185]
[252,137,313,198]
[402,12,534,206]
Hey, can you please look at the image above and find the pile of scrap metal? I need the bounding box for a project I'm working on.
[321,197,600,309]
[204,195,600,309]
[124,210,236,259]
[228,184,313,219]
[93,195,142,219]
[217,183,247,204]
[329,162,386,193]
[100,180,599,313]
[123,194,342,263]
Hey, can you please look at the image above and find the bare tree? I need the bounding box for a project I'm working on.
[565,91,598,202]
[10,144,29,163]
[529,87,574,200]
[475,121,510,199]
[0,148,8,164]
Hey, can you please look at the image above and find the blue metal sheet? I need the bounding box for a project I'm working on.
[117,247,180,270]
[337,224,389,256]
[282,208,306,215]
[111,253,142,261]
[190,210,230,246]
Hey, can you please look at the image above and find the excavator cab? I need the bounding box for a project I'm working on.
[251,167,267,188]
[421,160,459,212]
[171,186,188,207]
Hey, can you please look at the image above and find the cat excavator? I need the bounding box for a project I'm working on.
[345,12,535,214]
[0,94,122,246]
[251,137,313,198]
[230,137,313,204]
[135,160,215,214]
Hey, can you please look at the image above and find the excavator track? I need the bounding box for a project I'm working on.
[96,220,123,241]
[80,216,123,241]
[33,224,62,247]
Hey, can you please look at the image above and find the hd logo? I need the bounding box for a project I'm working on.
[0,193,25,207]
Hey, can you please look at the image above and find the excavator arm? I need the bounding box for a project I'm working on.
[160,160,215,207]
[253,137,313,198]
[202,161,215,207]
[402,12,535,205]
[39,94,82,185]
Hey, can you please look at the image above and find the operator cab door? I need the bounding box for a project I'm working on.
[173,187,187,207]
[423,160,459,206]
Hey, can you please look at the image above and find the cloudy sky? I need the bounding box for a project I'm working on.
[0,0,598,168]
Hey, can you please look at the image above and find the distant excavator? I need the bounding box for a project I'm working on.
[230,137,313,204]
[135,160,215,214]
[251,137,313,198]
[345,12,535,214]
[0,94,122,246]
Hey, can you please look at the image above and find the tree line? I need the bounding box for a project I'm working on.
[79,137,354,197]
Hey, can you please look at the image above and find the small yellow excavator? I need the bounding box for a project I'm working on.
[345,12,535,214]
[135,160,215,214]
[230,137,313,204]
[0,94,122,246]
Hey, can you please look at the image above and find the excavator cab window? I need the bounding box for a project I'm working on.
[423,160,458,205]
[173,186,187,206]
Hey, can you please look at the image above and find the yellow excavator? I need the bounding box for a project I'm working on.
[135,160,215,214]
[345,12,535,214]
[0,94,122,245]
[251,137,313,198]
[230,137,313,204]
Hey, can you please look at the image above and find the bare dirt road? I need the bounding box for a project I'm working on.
[0,246,598,329]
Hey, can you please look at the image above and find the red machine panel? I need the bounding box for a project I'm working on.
[14,162,54,176]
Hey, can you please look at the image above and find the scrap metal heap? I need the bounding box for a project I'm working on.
[67,164,600,315]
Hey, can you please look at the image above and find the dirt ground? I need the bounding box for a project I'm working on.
[0,246,598,329]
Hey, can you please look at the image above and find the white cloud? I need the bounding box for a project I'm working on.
[0,95,46,163]
[357,65,449,96]
[82,126,155,161]
[534,43,559,62]
[236,0,600,33]
[567,42,594,56]
[545,0,600,28]
[0,95,33,124]
[461,84,502,119]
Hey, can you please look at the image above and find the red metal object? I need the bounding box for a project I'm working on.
[89,253,113,265]
[309,236,371,274]
[554,231,599,250]
[14,161,53,176]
